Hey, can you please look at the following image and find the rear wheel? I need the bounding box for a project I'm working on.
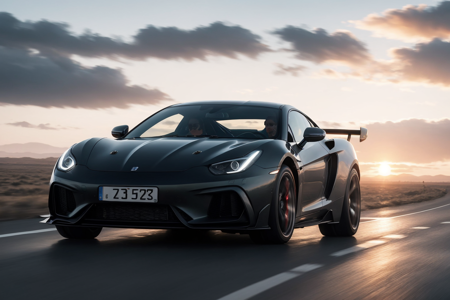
[319,168,361,236]
[56,225,102,239]
[250,165,296,244]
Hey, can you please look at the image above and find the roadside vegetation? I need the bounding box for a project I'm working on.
[0,158,448,221]
[361,181,448,210]
[0,158,55,221]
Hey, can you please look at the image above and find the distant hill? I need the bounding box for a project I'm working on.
[364,173,450,183]
[0,143,67,158]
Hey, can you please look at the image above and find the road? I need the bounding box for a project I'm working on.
[1,192,450,300]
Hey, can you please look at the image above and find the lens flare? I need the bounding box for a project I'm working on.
[379,162,391,176]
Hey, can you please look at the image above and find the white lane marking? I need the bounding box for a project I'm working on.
[411,227,429,230]
[0,228,57,239]
[218,264,322,300]
[362,202,450,223]
[290,264,322,273]
[219,201,450,300]
[383,234,406,239]
[331,240,386,257]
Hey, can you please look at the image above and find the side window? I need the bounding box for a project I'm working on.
[288,111,310,143]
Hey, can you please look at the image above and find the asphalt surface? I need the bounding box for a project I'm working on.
[2,192,450,300]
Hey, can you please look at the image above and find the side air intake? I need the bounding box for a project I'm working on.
[52,185,77,216]
[324,154,338,199]
[207,191,244,219]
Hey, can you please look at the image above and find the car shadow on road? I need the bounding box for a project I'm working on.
[47,229,359,267]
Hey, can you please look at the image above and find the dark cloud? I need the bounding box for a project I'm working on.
[272,26,371,65]
[316,38,450,87]
[0,12,269,61]
[273,63,307,77]
[0,47,170,108]
[6,121,58,130]
[353,119,450,164]
[353,2,450,41]
[391,38,450,86]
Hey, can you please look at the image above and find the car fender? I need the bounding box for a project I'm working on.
[325,138,359,223]
[71,137,104,165]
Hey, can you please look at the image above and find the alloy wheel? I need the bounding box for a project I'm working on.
[278,174,295,236]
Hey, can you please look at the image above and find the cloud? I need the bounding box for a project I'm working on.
[359,161,450,177]
[0,12,269,61]
[272,26,371,65]
[5,121,79,130]
[273,63,307,77]
[0,47,170,108]
[359,162,445,177]
[352,118,450,164]
[390,38,450,86]
[6,121,58,130]
[352,2,450,41]
[315,38,450,87]
[317,121,344,128]
[161,120,178,126]
[270,22,450,87]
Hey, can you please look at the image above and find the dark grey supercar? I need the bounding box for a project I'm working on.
[45,101,368,244]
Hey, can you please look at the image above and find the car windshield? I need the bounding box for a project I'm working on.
[126,104,281,139]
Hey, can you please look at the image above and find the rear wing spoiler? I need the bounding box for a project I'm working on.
[322,127,368,142]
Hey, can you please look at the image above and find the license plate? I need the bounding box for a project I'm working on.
[99,186,158,203]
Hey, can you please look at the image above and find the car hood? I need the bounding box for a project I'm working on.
[83,137,268,172]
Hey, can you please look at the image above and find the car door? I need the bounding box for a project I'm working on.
[288,111,329,214]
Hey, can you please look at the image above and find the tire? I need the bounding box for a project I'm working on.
[250,165,297,244]
[56,225,102,239]
[319,168,361,236]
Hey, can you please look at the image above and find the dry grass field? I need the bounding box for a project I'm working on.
[0,157,449,221]
[0,157,56,221]
[361,181,449,210]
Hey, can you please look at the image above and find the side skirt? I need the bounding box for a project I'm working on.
[294,210,333,228]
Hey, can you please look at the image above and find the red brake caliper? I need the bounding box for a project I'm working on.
[284,178,289,229]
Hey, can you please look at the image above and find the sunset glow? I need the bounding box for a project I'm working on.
[0,1,449,178]
[379,162,392,176]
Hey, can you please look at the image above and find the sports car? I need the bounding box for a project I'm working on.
[45,101,367,244]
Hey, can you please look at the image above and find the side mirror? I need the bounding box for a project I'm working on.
[111,125,129,139]
[298,127,326,149]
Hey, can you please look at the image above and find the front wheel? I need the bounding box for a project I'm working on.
[56,225,102,239]
[319,168,361,236]
[250,165,296,244]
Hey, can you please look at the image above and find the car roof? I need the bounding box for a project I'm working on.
[172,100,284,109]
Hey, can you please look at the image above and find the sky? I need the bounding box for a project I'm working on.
[0,0,449,177]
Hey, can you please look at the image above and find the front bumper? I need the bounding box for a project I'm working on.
[46,165,277,231]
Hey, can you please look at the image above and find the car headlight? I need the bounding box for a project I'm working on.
[57,149,76,172]
[209,150,261,175]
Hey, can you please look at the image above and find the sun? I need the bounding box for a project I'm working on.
[379,162,391,176]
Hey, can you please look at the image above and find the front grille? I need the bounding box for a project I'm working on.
[207,191,245,219]
[86,202,178,222]
[53,185,76,216]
